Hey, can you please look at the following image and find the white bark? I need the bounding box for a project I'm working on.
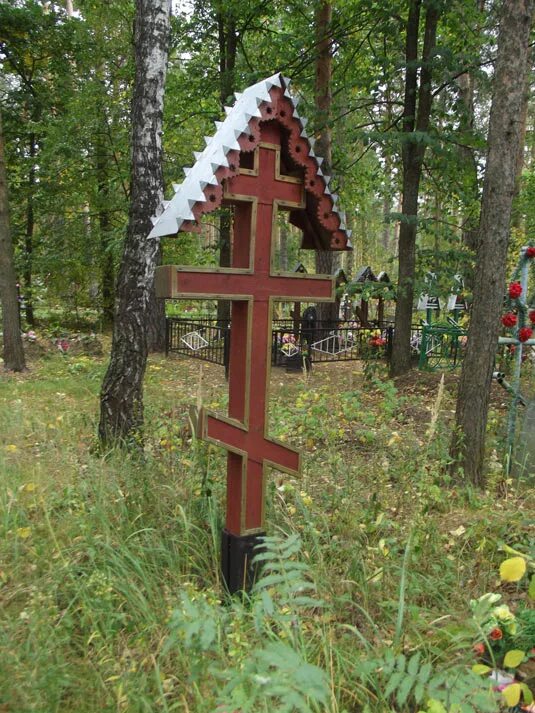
[99,0,171,443]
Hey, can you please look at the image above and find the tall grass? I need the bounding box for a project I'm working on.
[0,354,532,711]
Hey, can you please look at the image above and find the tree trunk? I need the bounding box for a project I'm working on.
[314,0,338,323]
[146,243,166,350]
[0,111,26,372]
[96,119,115,330]
[457,70,480,251]
[344,212,355,278]
[99,209,115,329]
[382,84,394,253]
[450,0,534,486]
[24,131,36,327]
[216,6,237,326]
[390,0,440,376]
[279,220,288,271]
[216,209,232,325]
[511,72,531,232]
[382,162,392,252]
[99,0,171,445]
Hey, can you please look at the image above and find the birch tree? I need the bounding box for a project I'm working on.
[99,0,171,445]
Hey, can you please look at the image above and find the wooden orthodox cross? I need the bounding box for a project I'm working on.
[150,74,351,593]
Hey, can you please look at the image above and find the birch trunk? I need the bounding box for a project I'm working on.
[99,0,171,445]
[0,111,26,372]
[450,0,534,485]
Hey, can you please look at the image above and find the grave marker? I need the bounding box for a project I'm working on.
[149,73,352,592]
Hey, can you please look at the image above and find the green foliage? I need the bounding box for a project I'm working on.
[358,650,497,713]
[3,0,526,325]
[165,534,329,713]
[252,534,323,622]
[218,640,330,713]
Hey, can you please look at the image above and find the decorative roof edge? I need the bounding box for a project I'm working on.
[148,72,352,251]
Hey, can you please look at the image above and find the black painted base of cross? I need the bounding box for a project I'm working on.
[221,528,264,594]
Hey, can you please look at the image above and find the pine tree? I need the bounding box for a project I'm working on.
[450,0,535,485]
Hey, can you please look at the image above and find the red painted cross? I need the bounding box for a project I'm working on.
[158,122,334,535]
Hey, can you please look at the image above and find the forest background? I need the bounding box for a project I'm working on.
[1,1,535,712]
[3,0,533,336]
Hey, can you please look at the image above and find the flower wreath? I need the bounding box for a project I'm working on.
[501,245,535,344]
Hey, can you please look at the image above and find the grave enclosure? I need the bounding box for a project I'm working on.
[149,73,352,593]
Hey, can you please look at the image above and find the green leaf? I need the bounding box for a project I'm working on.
[502,683,521,707]
[413,680,425,704]
[503,649,525,668]
[500,557,526,582]
[426,700,448,713]
[408,652,421,676]
[520,684,533,704]
[260,589,274,616]
[384,670,405,698]
[418,662,433,683]
[396,653,407,671]
[396,674,415,707]
[529,574,535,600]
[472,664,492,675]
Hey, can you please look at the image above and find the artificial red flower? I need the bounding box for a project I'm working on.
[518,327,533,343]
[509,282,523,299]
[489,627,503,640]
[529,310,535,325]
[473,642,486,656]
[526,246,535,258]
[501,312,517,328]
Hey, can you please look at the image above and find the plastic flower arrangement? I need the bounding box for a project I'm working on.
[470,596,518,644]
[367,329,386,348]
[280,332,300,358]
[501,245,535,350]
[56,339,70,353]
[471,553,535,710]
[502,313,518,328]
[509,282,523,299]
[368,336,386,348]
[519,327,534,343]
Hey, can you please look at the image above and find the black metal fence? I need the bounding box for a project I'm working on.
[166,317,401,370]
[166,318,229,368]
[271,321,395,368]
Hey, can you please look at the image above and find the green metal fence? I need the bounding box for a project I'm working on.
[418,323,467,371]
